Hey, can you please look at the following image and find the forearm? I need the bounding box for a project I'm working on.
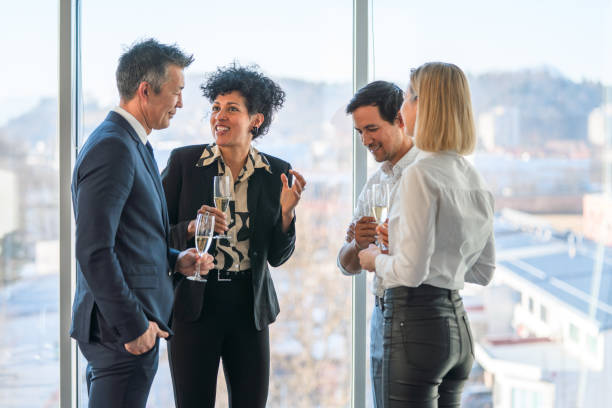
[338,240,364,275]
[268,215,296,266]
[281,210,294,233]
[169,220,191,251]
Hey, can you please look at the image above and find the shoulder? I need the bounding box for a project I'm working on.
[169,144,208,161]
[166,144,210,169]
[80,125,135,162]
[259,152,291,173]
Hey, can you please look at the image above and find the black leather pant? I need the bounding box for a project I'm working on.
[382,285,475,408]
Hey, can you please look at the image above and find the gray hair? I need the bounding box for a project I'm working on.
[116,38,194,100]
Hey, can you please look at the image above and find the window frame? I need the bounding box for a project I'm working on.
[58,1,371,407]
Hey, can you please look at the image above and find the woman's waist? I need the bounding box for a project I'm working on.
[383,284,465,315]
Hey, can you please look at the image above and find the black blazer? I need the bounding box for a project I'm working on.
[161,144,296,330]
[71,111,178,344]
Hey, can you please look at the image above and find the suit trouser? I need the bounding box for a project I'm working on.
[77,339,159,408]
[382,285,474,408]
[168,272,269,408]
[371,297,384,408]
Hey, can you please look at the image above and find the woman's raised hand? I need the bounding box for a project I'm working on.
[280,169,307,232]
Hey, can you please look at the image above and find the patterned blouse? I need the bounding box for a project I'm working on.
[196,143,272,272]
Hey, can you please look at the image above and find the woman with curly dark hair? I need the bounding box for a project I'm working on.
[162,64,306,407]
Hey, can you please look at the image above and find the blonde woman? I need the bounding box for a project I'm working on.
[359,62,496,407]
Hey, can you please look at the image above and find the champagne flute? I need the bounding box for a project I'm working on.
[213,175,233,239]
[187,212,215,282]
[370,183,389,249]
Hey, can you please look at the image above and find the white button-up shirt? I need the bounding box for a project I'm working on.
[375,151,496,290]
[337,146,420,297]
[113,106,148,145]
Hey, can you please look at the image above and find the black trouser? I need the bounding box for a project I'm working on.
[168,271,270,408]
[383,285,474,408]
[78,339,159,408]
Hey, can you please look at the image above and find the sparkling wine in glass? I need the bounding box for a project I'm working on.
[370,183,389,248]
[213,175,233,239]
[187,212,214,282]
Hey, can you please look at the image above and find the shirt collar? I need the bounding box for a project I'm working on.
[381,143,420,179]
[196,143,272,174]
[112,106,148,145]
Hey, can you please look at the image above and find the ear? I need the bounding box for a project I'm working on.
[395,112,404,128]
[252,112,265,128]
[136,81,150,101]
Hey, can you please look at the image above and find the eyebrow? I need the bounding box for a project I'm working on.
[213,101,241,106]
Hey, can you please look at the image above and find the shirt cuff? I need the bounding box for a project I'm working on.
[337,252,358,276]
[375,254,392,281]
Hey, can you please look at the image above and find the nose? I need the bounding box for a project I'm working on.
[361,132,372,145]
[217,108,228,121]
[176,92,183,109]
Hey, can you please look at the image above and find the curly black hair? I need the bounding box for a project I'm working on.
[201,63,285,139]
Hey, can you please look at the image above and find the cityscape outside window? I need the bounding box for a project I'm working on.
[2,1,611,407]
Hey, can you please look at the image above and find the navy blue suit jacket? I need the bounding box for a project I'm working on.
[70,111,178,344]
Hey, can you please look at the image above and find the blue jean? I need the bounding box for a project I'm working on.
[371,297,384,408]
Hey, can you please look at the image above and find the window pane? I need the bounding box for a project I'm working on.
[374,1,609,407]
[80,1,352,406]
[0,1,59,406]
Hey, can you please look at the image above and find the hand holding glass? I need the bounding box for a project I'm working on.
[370,183,389,249]
[187,212,215,282]
[213,175,232,239]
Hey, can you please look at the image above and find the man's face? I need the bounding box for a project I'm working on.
[144,64,185,130]
[352,105,405,164]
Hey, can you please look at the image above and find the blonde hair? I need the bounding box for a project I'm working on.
[410,62,476,155]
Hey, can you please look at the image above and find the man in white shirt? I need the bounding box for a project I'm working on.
[337,80,418,408]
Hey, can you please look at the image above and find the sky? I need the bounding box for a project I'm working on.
[1,0,612,126]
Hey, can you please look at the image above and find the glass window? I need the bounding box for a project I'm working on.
[540,304,548,322]
[587,334,597,353]
[570,323,580,343]
[0,1,59,406]
[79,1,352,406]
[373,1,609,407]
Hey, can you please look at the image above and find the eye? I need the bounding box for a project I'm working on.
[212,105,220,112]
[229,106,239,112]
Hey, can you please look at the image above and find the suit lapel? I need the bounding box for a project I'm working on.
[107,112,170,236]
[137,142,170,236]
[247,168,264,238]
[198,161,219,253]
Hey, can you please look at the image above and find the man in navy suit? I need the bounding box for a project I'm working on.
[71,39,212,408]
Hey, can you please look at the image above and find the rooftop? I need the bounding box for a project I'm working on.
[495,211,612,331]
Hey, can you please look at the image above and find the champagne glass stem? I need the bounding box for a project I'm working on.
[196,261,201,279]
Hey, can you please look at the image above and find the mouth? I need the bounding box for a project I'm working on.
[215,125,230,135]
[367,143,382,154]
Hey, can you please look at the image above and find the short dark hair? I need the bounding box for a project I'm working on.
[116,38,194,100]
[346,80,404,124]
[201,63,285,139]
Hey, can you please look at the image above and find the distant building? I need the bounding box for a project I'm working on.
[475,210,612,408]
[583,194,612,246]
[478,106,521,150]
[587,105,612,147]
[0,168,18,238]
